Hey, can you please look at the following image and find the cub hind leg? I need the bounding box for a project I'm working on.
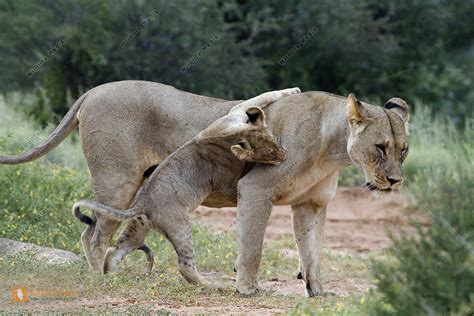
[158,212,205,286]
[103,214,152,274]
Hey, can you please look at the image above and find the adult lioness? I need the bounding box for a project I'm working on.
[72,101,288,285]
[0,81,409,296]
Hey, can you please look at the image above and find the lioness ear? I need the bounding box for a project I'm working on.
[231,140,254,161]
[246,107,266,126]
[384,98,409,123]
[347,93,367,133]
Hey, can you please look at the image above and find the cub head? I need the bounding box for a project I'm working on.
[346,93,409,192]
[230,107,287,165]
[199,106,287,165]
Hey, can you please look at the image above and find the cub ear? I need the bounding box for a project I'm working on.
[245,107,266,126]
[384,97,409,123]
[231,140,254,161]
[347,93,367,133]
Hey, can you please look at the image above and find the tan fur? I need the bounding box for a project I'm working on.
[72,93,292,284]
[0,81,408,296]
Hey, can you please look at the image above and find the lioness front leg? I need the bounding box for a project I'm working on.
[291,172,338,297]
[291,201,326,296]
[235,184,273,294]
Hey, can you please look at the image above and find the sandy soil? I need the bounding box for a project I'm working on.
[193,186,409,253]
[190,186,411,300]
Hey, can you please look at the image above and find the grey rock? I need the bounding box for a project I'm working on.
[0,238,81,264]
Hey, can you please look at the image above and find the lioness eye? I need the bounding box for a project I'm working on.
[401,147,408,157]
[376,144,386,155]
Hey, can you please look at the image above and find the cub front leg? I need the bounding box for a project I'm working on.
[229,87,301,113]
[103,215,151,273]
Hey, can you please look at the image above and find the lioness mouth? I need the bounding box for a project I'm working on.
[365,182,392,192]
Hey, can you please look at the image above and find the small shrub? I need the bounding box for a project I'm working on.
[370,117,474,315]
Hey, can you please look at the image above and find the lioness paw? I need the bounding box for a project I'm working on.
[304,279,324,297]
[236,281,260,296]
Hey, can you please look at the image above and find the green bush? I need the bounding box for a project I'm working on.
[0,162,91,252]
[0,97,90,251]
[369,117,474,315]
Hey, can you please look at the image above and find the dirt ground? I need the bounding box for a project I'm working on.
[192,186,410,298]
[193,186,408,253]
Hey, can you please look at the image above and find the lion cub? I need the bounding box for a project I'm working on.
[72,88,299,285]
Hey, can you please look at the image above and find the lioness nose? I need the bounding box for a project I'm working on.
[387,177,401,186]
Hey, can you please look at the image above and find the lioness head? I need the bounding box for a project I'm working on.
[346,93,409,192]
[199,106,287,165]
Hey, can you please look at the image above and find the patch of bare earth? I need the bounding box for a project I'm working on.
[192,186,410,297]
[194,187,408,252]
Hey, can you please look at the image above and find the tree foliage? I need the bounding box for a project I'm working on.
[0,0,472,125]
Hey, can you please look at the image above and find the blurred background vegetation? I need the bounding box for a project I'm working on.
[0,0,472,125]
[0,0,472,314]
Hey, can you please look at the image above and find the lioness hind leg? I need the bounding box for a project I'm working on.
[103,215,151,274]
[81,167,146,271]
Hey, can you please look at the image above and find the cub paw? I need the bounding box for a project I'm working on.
[281,87,301,96]
[200,278,225,291]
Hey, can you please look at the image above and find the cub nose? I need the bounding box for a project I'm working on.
[387,177,401,186]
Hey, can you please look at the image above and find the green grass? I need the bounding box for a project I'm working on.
[0,96,91,252]
[0,239,372,313]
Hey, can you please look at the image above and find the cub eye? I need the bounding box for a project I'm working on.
[376,144,386,155]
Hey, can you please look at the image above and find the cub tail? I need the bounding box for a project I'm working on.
[72,200,140,225]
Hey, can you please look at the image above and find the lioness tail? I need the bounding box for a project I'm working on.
[0,93,88,164]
